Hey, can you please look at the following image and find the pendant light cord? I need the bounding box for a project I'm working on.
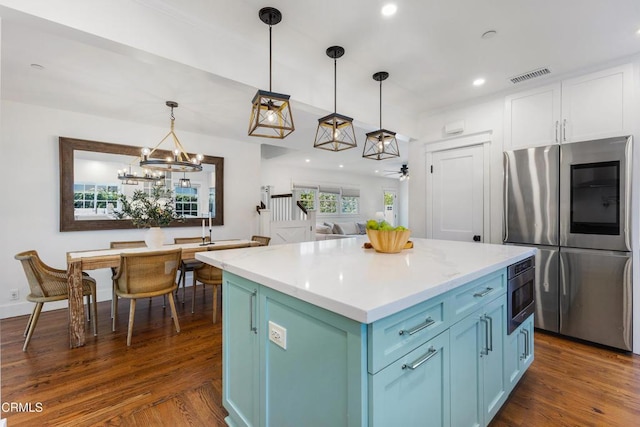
[379,79,383,129]
[269,25,273,92]
[334,58,337,113]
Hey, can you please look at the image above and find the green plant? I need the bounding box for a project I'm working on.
[114,186,183,228]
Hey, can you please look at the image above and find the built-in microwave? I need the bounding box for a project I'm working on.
[507,256,535,334]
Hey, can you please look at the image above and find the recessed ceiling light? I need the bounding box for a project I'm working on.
[305,158,310,163]
[30,63,45,70]
[481,30,497,39]
[374,170,379,173]
[636,28,640,35]
[381,3,397,17]
[339,164,344,168]
[473,78,486,87]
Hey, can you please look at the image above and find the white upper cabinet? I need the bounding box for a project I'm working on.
[504,64,632,150]
[504,84,561,149]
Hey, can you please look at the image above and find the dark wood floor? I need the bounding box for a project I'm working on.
[2,288,639,426]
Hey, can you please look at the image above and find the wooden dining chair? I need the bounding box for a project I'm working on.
[251,235,271,246]
[192,243,252,323]
[112,248,182,346]
[15,250,97,351]
[173,236,209,304]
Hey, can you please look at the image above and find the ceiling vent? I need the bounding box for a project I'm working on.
[509,67,551,84]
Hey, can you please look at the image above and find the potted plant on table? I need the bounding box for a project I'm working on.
[114,186,183,248]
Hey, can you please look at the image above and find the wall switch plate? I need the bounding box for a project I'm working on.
[268,321,287,350]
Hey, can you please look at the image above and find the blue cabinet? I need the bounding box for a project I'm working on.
[223,275,259,427]
[223,273,366,427]
[450,295,507,427]
[369,330,450,426]
[222,267,529,427]
[504,314,534,390]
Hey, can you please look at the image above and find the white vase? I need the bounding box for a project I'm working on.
[144,227,164,249]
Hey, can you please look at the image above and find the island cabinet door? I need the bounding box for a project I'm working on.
[368,330,450,426]
[504,314,534,392]
[450,295,507,427]
[223,276,260,427]
[259,286,367,427]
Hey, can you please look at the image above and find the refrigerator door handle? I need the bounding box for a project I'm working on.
[558,251,568,333]
[624,139,633,251]
[503,152,509,243]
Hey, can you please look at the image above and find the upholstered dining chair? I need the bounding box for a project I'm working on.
[173,236,209,304]
[192,243,251,323]
[251,235,271,246]
[15,250,97,351]
[112,248,182,346]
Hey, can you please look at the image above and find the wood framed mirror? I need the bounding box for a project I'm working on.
[59,137,224,231]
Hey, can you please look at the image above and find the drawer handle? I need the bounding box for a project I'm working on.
[399,317,435,336]
[402,346,438,370]
[473,287,493,298]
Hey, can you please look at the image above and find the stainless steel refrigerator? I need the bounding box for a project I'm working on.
[504,136,633,351]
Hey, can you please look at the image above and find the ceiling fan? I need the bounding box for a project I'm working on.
[384,164,409,181]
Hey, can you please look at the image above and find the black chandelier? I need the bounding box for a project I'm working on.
[362,72,400,160]
[313,46,357,152]
[248,7,295,139]
[140,101,203,172]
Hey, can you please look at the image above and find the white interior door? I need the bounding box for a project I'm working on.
[431,145,484,242]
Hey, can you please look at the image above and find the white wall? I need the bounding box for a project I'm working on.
[261,160,403,225]
[409,97,504,241]
[0,100,261,318]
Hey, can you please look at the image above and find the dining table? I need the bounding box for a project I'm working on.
[66,239,259,348]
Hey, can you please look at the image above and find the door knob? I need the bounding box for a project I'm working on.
[473,235,481,242]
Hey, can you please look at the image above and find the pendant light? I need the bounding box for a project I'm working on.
[362,71,400,160]
[140,101,204,172]
[313,46,357,151]
[248,7,295,139]
[117,165,165,186]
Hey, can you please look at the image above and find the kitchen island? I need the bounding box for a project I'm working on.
[196,237,536,427]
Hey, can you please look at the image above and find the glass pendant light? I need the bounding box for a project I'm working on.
[313,46,357,151]
[362,71,400,160]
[248,7,295,139]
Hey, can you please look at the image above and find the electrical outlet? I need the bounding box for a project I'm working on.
[268,321,287,350]
[9,289,19,301]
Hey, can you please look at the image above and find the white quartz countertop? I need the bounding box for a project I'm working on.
[196,237,536,324]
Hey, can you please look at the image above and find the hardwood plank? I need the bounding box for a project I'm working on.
[2,291,639,426]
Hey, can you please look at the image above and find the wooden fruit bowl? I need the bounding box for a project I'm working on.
[366,229,412,253]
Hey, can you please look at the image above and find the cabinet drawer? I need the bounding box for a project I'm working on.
[451,270,506,323]
[368,330,450,426]
[368,293,449,374]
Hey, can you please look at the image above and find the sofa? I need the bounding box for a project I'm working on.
[315,221,367,240]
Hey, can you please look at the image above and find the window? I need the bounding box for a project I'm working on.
[294,184,360,216]
[319,192,338,214]
[74,183,119,211]
[295,187,317,211]
[175,186,199,217]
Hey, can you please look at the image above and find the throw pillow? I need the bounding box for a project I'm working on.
[333,223,346,235]
[356,222,366,234]
[316,224,331,234]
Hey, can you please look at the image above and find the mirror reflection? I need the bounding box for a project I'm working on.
[60,137,224,231]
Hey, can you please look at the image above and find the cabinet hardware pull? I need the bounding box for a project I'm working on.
[555,120,559,143]
[399,317,435,336]
[486,315,493,352]
[473,287,493,298]
[402,346,438,370]
[250,290,257,334]
[522,328,530,358]
[562,119,567,142]
[480,316,489,355]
